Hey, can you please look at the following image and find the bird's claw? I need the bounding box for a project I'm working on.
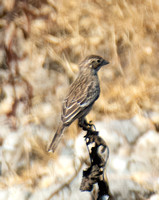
[84,120,96,131]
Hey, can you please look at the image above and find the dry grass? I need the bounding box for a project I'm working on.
[0,0,159,195]
[1,0,159,117]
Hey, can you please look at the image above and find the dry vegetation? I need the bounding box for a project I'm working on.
[0,0,159,198]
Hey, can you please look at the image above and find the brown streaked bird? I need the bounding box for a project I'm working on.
[48,55,109,152]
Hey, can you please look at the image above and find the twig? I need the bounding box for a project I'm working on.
[79,120,112,200]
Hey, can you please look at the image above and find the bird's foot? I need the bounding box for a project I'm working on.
[78,119,96,132]
[84,120,96,131]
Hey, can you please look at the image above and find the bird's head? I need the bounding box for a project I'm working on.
[80,55,109,72]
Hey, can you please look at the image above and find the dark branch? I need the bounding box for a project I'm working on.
[79,120,113,200]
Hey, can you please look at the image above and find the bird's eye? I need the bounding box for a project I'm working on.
[97,59,101,63]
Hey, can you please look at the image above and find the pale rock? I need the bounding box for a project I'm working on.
[150,194,159,200]
[0,185,30,200]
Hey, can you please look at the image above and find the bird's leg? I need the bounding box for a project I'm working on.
[78,118,89,131]
[84,120,96,131]
[78,118,96,132]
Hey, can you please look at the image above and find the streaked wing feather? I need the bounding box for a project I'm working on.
[62,86,99,124]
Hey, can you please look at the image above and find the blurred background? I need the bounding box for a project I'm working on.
[0,0,159,199]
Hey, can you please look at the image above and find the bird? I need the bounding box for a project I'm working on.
[48,55,109,152]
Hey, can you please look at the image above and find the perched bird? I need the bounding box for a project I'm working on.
[48,55,109,152]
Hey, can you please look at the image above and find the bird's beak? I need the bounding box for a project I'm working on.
[102,59,109,66]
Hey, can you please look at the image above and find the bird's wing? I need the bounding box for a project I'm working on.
[61,81,99,125]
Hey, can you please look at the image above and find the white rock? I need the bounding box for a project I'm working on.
[0,185,30,200]
[74,132,88,161]
[0,189,8,200]
[95,121,122,152]
[110,156,128,173]
[150,194,159,200]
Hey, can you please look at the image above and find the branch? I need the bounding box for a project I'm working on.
[79,121,113,200]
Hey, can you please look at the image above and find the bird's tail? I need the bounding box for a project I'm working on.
[48,122,65,152]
